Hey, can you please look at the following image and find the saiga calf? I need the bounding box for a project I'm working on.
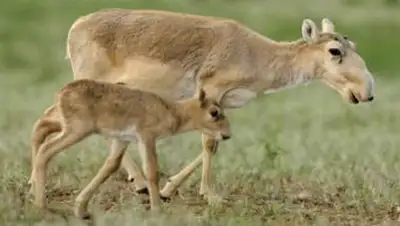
[29,79,245,219]
[64,9,376,203]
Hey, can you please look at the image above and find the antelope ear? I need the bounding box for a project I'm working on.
[321,18,335,33]
[348,40,356,50]
[218,87,257,108]
[302,19,319,43]
[198,88,206,107]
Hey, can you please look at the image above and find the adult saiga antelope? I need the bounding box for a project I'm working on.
[29,79,238,218]
[64,9,375,203]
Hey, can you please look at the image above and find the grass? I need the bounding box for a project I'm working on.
[1,0,400,225]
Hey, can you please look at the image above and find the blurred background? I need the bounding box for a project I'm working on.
[0,0,400,225]
[1,0,400,84]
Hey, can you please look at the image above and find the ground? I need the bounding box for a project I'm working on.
[1,0,400,225]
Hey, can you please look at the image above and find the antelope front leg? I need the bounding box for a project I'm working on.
[199,134,221,203]
[160,154,202,198]
[74,139,128,219]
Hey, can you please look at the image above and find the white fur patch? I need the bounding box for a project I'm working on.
[263,74,310,95]
[175,70,197,100]
[102,127,138,142]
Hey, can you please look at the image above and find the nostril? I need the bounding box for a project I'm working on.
[222,135,231,140]
[368,96,374,101]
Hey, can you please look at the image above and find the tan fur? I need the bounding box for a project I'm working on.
[28,79,245,219]
[65,9,376,202]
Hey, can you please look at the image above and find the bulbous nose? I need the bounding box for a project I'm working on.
[367,96,374,101]
[222,134,231,140]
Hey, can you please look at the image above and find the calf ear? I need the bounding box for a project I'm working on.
[218,87,257,108]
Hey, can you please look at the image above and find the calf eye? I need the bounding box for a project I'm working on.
[210,110,218,117]
[210,110,219,120]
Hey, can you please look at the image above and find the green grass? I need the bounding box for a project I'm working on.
[1,0,400,225]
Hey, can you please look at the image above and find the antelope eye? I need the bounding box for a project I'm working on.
[329,48,342,56]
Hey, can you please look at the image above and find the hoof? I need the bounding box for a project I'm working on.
[27,186,35,196]
[150,206,162,214]
[160,195,171,203]
[201,192,224,206]
[140,194,171,205]
[75,211,91,220]
[136,187,149,195]
[81,213,91,220]
[26,180,34,195]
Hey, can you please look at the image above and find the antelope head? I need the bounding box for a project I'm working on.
[301,18,375,104]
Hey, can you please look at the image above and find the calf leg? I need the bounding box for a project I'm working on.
[29,117,61,192]
[137,136,161,212]
[74,139,128,219]
[121,151,148,193]
[33,127,88,209]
